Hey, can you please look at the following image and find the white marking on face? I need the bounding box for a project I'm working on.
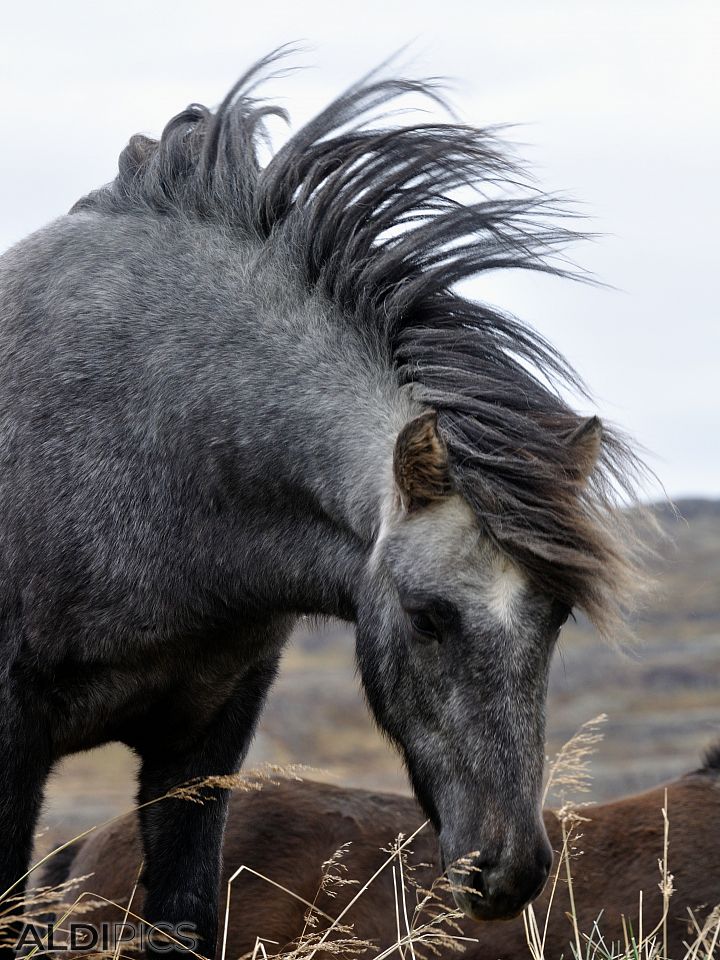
[484,555,527,629]
[369,487,399,571]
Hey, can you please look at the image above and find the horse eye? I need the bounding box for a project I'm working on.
[554,602,573,628]
[408,611,441,643]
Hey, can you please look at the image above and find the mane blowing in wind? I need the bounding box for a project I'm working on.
[76,50,646,639]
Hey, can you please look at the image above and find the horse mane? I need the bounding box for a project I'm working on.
[74,50,649,639]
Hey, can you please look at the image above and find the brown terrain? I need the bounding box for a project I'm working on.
[37,498,720,853]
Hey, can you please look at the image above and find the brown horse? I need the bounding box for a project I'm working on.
[38,748,720,959]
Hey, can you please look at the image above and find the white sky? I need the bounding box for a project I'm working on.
[1,1,718,498]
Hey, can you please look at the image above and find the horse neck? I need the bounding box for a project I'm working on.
[289,339,411,541]
[219,275,415,611]
[234,285,411,532]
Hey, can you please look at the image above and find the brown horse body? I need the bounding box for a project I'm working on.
[40,755,720,959]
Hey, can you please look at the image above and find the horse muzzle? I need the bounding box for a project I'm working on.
[444,836,552,921]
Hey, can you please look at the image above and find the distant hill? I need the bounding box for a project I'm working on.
[652,498,720,523]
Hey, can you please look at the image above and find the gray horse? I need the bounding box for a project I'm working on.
[0,52,644,958]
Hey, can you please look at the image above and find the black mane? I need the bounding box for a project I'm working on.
[76,51,647,636]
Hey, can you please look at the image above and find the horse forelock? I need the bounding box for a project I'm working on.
[76,49,650,639]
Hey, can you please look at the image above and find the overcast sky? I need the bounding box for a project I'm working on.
[1,1,717,499]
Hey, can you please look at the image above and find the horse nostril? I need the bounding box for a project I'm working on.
[478,864,504,904]
[447,854,491,904]
[479,862,546,917]
[468,861,490,899]
[445,838,551,922]
[534,843,553,894]
[473,850,550,917]
[537,843,553,876]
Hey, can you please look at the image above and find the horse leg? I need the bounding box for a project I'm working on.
[0,702,51,960]
[136,655,280,960]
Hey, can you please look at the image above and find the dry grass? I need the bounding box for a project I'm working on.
[4,729,719,960]
[527,717,720,960]
[523,792,720,960]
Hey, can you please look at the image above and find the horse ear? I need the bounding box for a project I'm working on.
[567,415,603,483]
[394,411,451,512]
